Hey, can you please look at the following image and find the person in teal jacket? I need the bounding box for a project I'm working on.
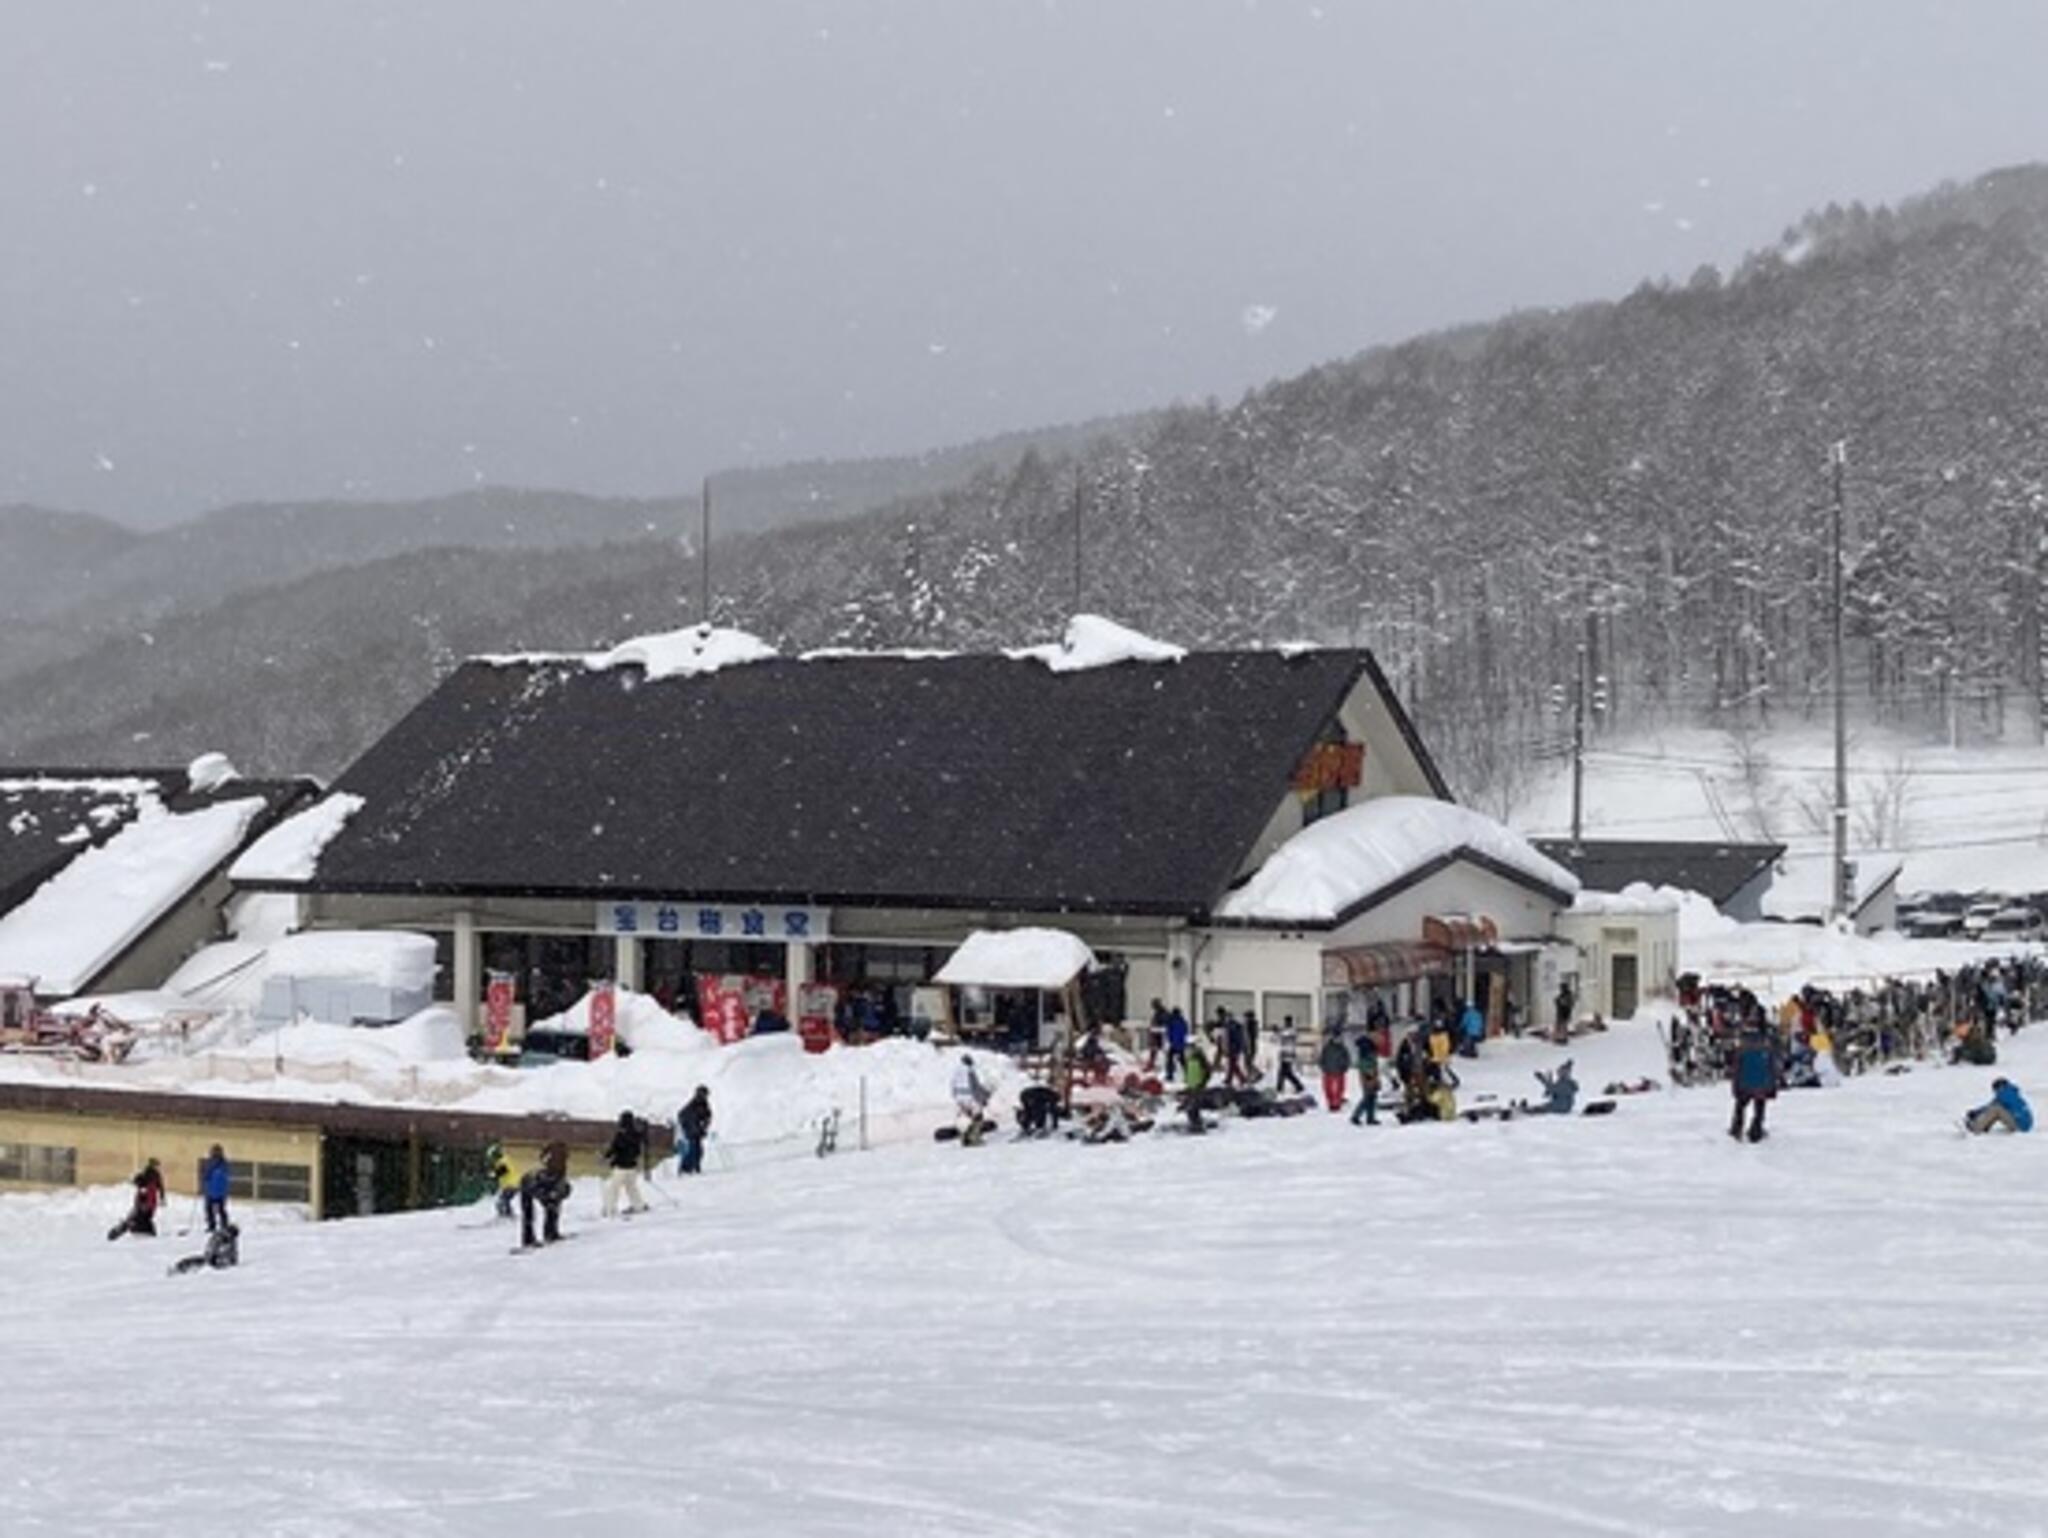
[1966,1077,2033,1134]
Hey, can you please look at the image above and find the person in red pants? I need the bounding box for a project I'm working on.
[1318,1031,1352,1113]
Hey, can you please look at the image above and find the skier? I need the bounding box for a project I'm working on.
[171,1220,239,1276]
[107,1157,165,1241]
[200,1143,232,1234]
[1965,1077,2033,1134]
[952,1053,991,1145]
[1729,1018,1782,1142]
[1272,1013,1304,1095]
[1163,1005,1190,1082]
[601,1111,649,1217]
[1317,1030,1351,1114]
[485,1142,519,1219]
[518,1141,572,1249]
[1349,1030,1381,1126]
[676,1086,713,1175]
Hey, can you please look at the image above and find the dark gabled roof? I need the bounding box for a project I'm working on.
[1532,838,1785,907]
[0,767,320,920]
[292,650,1437,916]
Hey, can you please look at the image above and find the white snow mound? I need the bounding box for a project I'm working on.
[1008,614,1186,672]
[591,624,779,680]
[185,752,240,793]
[935,928,1096,989]
[228,793,364,883]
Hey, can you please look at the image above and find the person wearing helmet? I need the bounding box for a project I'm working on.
[1966,1077,2033,1134]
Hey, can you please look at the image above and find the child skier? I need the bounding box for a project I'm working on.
[485,1142,518,1219]
[107,1157,165,1241]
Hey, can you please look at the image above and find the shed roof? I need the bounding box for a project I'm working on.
[1531,839,1785,908]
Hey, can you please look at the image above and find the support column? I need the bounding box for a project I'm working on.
[785,939,812,1005]
[453,909,480,1036]
[616,933,642,994]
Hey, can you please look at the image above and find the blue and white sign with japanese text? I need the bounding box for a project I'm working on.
[595,901,830,943]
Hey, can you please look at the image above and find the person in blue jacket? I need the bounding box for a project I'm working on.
[1163,1006,1190,1082]
[1966,1077,2033,1135]
[1457,998,1486,1058]
[200,1143,233,1233]
[1729,1018,1782,1142]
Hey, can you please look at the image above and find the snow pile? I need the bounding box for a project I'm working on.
[934,928,1096,989]
[0,796,270,995]
[212,1007,472,1067]
[1570,882,1682,915]
[1221,796,1581,923]
[227,794,364,883]
[1007,613,1186,672]
[529,987,708,1053]
[590,623,779,680]
[185,752,240,794]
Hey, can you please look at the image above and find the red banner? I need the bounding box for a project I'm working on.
[483,972,516,1055]
[798,982,839,1055]
[696,974,787,1045]
[588,982,618,1058]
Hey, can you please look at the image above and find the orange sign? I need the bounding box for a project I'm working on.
[1293,741,1365,794]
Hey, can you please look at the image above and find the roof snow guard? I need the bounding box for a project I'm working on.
[259,632,1446,919]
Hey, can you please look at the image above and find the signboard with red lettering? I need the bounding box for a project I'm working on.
[483,971,516,1055]
[588,982,618,1058]
[797,982,839,1055]
[695,974,789,1045]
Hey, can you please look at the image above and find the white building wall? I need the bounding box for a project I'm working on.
[1190,929,1326,1033]
[1321,864,1564,951]
[1552,905,1681,1019]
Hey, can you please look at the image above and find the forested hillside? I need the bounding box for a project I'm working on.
[9,165,2048,808]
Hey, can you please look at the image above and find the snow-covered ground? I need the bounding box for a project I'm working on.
[1512,723,2048,896]
[7,1020,2046,1537]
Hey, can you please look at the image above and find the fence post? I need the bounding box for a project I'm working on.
[859,1075,868,1152]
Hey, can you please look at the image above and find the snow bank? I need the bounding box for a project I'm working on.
[228,794,363,883]
[1220,796,1581,923]
[0,796,269,995]
[165,930,438,1013]
[934,928,1095,989]
[214,1007,472,1067]
[530,987,709,1053]
[1007,613,1186,672]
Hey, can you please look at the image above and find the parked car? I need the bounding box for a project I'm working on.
[1962,900,2007,936]
[515,1027,591,1066]
[1903,912,1967,939]
[1982,908,2047,943]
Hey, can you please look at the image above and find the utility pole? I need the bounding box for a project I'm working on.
[699,475,712,624]
[1830,441,1851,923]
[1570,640,1588,849]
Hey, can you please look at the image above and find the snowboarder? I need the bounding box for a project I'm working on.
[200,1143,232,1234]
[1729,1020,1782,1142]
[676,1087,713,1174]
[1272,1014,1304,1094]
[1532,1059,1578,1115]
[1318,1031,1351,1114]
[170,1220,239,1276]
[952,1053,991,1145]
[1965,1077,2033,1134]
[1163,1006,1190,1082]
[1349,1031,1381,1126]
[107,1157,165,1241]
[601,1111,649,1217]
[518,1141,572,1248]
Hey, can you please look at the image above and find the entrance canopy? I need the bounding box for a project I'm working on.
[1322,941,1452,989]
[1423,913,1499,950]
[934,928,1097,991]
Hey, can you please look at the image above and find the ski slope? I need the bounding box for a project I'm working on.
[6,1023,2047,1537]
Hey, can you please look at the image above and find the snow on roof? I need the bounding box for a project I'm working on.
[228,793,364,883]
[0,796,269,996]
[1569,882,1683,916]
[1218,796,1581,924]
[165,930,439,1011]
[1005,614,1185,672]
[934,928,1097,990]
[1760,854,1905,922]
[185,752,240,794]
[474,624,780,681]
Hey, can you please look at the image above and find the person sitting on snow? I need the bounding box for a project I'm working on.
[1016,1083,1064,1137]
[171,1220,239,1276]
[1966,1077,2033,1135]
[518,1141,572,1249]
[1532,1059,1578,1115]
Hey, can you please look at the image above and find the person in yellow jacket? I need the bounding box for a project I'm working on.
[486,1142,519,1220]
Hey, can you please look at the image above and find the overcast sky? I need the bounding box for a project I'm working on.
[4,1,2044,527]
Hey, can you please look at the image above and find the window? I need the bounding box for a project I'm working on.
[0,1142,77,1185]
[198,1157,311,1204]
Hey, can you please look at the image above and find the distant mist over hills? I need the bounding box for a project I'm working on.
[11,164,2048,812]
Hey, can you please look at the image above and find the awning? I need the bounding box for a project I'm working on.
[934,928,1096,991]
[1423,913,1499,950]
[1322,941,1452,989]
